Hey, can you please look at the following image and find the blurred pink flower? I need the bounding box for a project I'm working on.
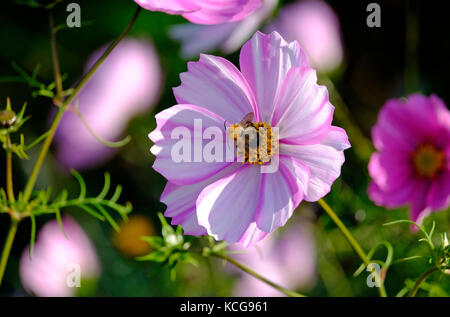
[20,217,100,297]
[149,31,350,245]
[368,94,450,225]
[135,0,262,24]
[268,0,344,73]
[230,220,316,296]
[169,0,278,58]
[54,38,162,170]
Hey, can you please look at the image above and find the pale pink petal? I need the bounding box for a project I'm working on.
[170,207,206,236]
[197,165,262,243]
[182,0,262,25]
[222,0,278,54]
[231,220,316,296]
[149,104,231,185]
[55,38,161,170]
[134,0,200,14]
[238,222,268,247]
[169,0,277,58]
[169,23,238,59]
[239,31,309,121]
[160,164,242,235]
[267,0,343,73]
[173,54,257,123]
[20,217,100,297]
[280,127,350,201]
[161,184,206,236]
[225,0,263,22]
[255,156,309,233]
[271,66,334,144]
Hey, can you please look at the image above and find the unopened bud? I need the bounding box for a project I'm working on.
[0,110,16,128]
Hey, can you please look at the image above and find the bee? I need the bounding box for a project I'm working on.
[224,112,254,140]
[223,112,254,130]
[237,112,254,128]
[225,113,256,162]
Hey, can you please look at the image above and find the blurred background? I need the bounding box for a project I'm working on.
[0,0,449,297]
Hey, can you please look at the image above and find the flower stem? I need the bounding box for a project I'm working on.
[407,267,438,297]
[318,198,388,297]
[50,12,63,102]
[211,252,305,297]
[6,137,15,203]
[22,6,142,203]
[0,220,19,286]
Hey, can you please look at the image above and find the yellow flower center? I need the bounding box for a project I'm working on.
[412,143,445,178]
[227,121,278,165]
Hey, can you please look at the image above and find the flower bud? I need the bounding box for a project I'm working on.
[0,109,16,128]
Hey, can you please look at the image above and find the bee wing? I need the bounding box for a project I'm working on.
[240,112,254,125]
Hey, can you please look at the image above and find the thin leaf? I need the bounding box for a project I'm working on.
[96,173,111,201]
[110,185,122,203]
[25,131,50,151]
[55,209,67,239]
[77,204,105,221]
[70,169,86,201]
[73,107,131,148]
[95,204,120,232]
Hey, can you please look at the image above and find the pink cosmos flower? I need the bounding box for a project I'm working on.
[20,217,100,297]
[230,219,316,296]
[169,0,278,58]
[134,0,262,25]
[149,31,350,245]
[368,94,450,225]
[54,38,162,170]
[268,0,344,73]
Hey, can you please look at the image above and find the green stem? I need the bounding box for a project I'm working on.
[6,137,15,203]
[211,252,305,297]
[50,12,63,102]
[0,220,19,286]
[407,267,438,297]
[22,6,142,203]
[318,199,388,297]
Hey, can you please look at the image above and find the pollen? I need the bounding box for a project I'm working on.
[412,143,445,178]
[227,121,278,165]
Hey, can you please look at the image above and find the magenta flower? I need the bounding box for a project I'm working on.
[149,31,350,245]
[268,0,344,73]
[368,94,450,225]
[54,38,162,170]
[134,0,262,25]
[20,217,100,297]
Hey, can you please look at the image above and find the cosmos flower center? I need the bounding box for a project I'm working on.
[227,120,278,165]
[412,143,445,178]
